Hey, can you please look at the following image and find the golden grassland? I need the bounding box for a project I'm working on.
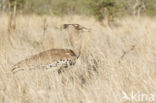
[0,15,156,103]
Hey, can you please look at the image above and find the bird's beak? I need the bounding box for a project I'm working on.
[81,27,91,32]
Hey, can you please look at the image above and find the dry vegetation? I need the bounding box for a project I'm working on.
[0,15,156,103]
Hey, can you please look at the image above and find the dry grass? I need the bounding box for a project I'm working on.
[0,15,156,103]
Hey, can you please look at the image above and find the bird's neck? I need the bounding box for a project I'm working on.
[68,29,82,58]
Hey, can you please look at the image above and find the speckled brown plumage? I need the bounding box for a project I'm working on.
[11,24,89,73]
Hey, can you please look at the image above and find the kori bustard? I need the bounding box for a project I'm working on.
[11,24,89,73]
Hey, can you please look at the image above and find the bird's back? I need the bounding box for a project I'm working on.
[12,49,77,72]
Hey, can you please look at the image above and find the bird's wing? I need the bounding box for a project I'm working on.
[12,49,76,72]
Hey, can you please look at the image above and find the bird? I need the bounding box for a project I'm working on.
[11,24,89,73]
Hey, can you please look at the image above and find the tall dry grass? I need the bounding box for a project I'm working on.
[0,15,156,103]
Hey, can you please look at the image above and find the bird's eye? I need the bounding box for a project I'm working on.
[63,24,69,29]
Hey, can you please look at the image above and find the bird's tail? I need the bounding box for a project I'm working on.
[11,65,24,74]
